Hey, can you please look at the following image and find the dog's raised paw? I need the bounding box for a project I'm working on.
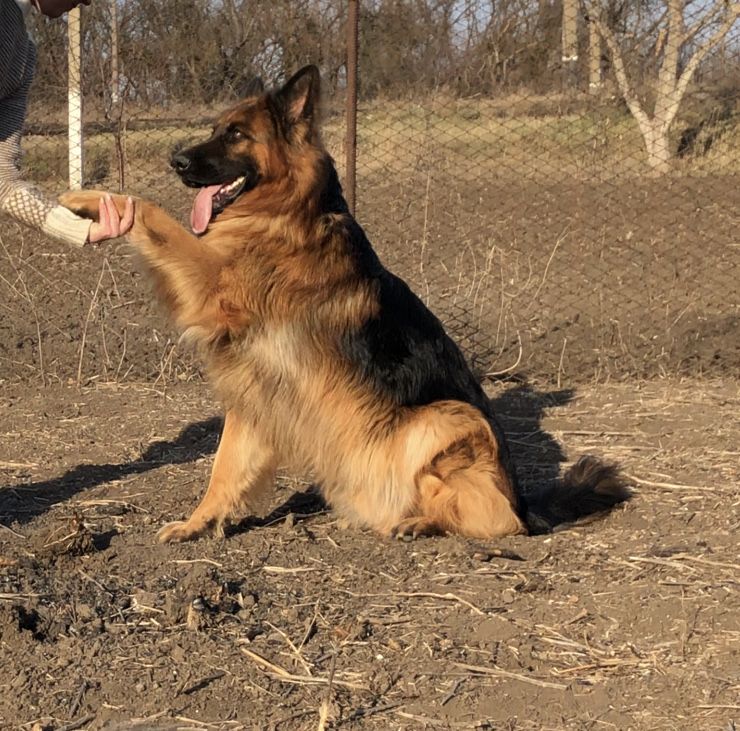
[58,190,106,220]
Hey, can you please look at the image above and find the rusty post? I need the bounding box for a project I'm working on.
[345,0,359,215]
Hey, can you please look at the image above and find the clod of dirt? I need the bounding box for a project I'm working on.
[64,528,96,555]
[471,547,525,562]
[75,602,97,622]
[164,563,217,625]
[43,515,97,557]
[165,564,247,628]
[178,562,217,595]
[163,591,187,625]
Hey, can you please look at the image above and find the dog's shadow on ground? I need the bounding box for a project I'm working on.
[232,488,328,536]
[0,417,223,527]
[488,381,574,497]
[0,383,573,530]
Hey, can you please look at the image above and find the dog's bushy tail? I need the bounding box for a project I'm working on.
[524,455,632,534]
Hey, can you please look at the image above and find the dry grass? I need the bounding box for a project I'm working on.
[22,96,740,195]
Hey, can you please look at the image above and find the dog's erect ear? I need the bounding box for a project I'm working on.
[239,76,265,99]
[275,65,320,126]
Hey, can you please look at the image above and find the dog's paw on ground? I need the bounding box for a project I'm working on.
[157,519,218,543]
[391,516,442,541]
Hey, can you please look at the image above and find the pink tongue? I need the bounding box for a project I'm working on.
[190,184,222,234]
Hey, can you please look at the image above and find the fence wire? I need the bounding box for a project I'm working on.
[13,0,740,383]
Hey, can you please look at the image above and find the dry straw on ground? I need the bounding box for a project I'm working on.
[0,378,737,729]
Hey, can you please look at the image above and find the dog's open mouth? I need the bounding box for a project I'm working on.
[190,176,247,234]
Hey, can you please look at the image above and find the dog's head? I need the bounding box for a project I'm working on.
[171,65,321,234]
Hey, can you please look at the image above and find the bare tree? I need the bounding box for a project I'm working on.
[584,0,740,173]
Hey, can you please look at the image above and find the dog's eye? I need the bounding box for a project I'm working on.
[228,127,249,143]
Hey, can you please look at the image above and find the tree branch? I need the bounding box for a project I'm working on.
[583,2,650,128]
[682,3,724,47]
[672,4,740,121]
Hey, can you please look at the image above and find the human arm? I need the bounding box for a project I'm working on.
[0,40,129,246]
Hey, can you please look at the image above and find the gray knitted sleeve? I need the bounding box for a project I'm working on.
[0,30,90,247]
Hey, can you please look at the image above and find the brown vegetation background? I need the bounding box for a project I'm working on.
[2,0,739,385]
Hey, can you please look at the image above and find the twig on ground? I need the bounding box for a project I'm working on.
[241,648,366,691]
[625,474,718,492]
[263,565,318,575]
[341,589,486,615]
[557,336,568,389]
[56,715,95,731]
[316,651,336,731]
[77,260,107,387]
[68,679,88,718]
[452,661,567,690]
[395,591,486,616]
[0,523,26,539]
[486,331,522,377]
[533,225,569,301]
[265,621,314,676]
[180,671,226,695]
[440,678,464,706]
[0,460,38,469]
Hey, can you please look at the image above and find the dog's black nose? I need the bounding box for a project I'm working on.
[170,153,191,172]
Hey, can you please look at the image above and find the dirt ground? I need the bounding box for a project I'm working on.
[359,174,740,381]
[1,120,738,730]
[0,378,738,731]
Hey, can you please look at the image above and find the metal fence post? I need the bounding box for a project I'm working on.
[67,6,83,190]
[588,17,602,93]
[345,0,359,215]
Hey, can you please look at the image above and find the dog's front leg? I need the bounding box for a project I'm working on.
[158,409,277,542]
[60,190,226,331]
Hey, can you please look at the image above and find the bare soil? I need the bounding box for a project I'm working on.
[1,129,738,730]
[359,174,740,381]
[1,378,738,731]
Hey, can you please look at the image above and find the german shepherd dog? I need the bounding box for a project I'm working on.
[61,66,629,543]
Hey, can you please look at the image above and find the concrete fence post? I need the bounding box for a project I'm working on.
[67,6,83,190]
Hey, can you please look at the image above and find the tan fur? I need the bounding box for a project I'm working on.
[159,409,277,542]
[58,95,526,543]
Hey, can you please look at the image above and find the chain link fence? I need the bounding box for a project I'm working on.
[12,0,740,383]
[353,0,739,381]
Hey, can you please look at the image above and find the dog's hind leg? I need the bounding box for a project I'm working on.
[158,409,277,543]
[391,401,527,540]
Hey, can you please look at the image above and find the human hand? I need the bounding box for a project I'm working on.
[87,194,134,245]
